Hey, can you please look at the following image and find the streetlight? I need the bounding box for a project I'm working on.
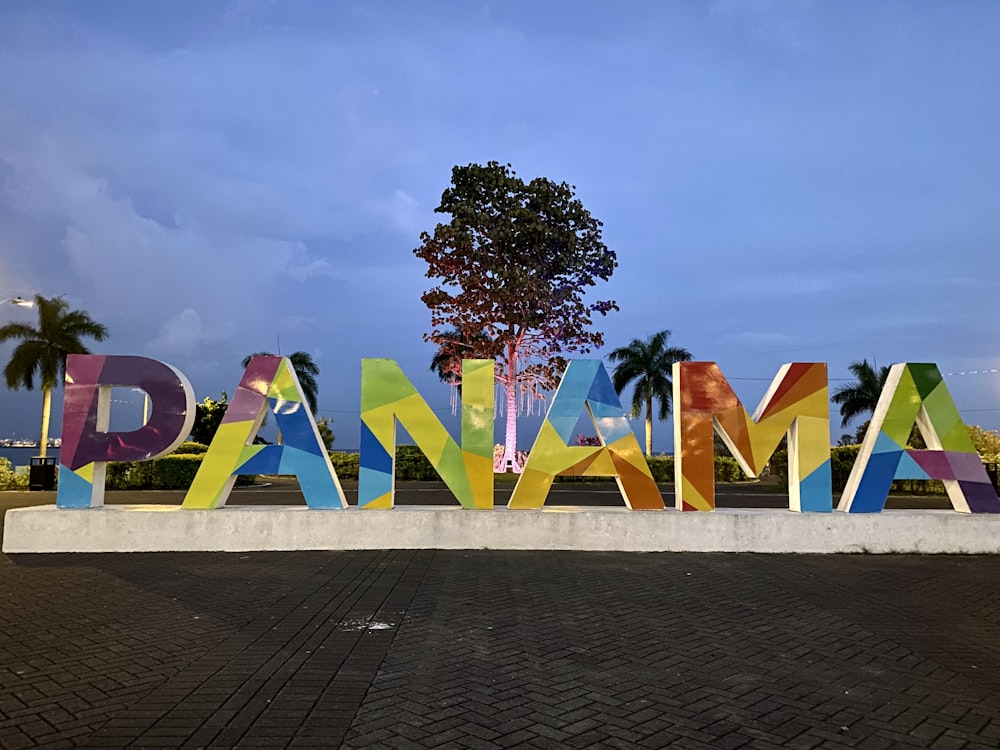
[1,297,34,308]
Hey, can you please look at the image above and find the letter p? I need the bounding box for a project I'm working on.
[56,355,195,508]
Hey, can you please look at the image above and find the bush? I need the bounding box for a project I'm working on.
[0,457,28,490]
[394,445,442,481]
[713,456,745,482]
[329,447,447,482]
[174,441,209,454]
[329,452,360,480]
[106,460,155,490]
[151,455,204,489]
[646,456,674,483]
[829,445,859,491]
[770,444,949,495]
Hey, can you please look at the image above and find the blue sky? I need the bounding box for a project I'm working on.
[1,0,998,452]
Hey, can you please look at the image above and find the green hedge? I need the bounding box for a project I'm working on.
[93,446,822,490]
[105,452,253,490]
[174,441,209,454]
[150,455,204,489]
[327,450,749,484]
[646,456,673,482]
[394,445,442,481]
[0,457,29,490]
[328,448,442,482]
[644,455,749,483]
[106,460,155,490]
[329,452,360,480]
[770,445,947,495]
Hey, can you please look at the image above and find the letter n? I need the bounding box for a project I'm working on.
[673,362,831,512]
[508,360,664,510]
[183,356,346,509]
[359,359,493,509]
[839,363,1000,513]
[57,355,195,508]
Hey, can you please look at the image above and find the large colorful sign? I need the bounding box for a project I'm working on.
[53,354,1000,514]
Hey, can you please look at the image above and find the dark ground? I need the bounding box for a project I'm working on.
[1,481,996,749]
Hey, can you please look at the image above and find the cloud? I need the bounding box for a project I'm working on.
[149,308,207,355]
[373,189,426,236]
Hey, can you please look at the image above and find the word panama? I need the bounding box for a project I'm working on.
[55,354,1000,514]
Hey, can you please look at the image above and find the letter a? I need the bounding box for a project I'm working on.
[183,356,346,509]
[508,360,664,510]
[839,363,1000,513]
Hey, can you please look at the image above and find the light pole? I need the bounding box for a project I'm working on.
[1,297,34,309]
[132,388,150,425]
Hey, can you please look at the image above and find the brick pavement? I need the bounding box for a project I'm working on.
[1,487,997,749]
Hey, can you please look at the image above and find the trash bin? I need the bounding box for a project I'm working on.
[29,456,56,491]
[987,463,999,493]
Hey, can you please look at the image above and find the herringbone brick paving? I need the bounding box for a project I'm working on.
[2,524,1000,747]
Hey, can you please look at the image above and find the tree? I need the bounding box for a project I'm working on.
[608,330,692,456]
[241,351,320,414]
[0,295,108,458]
[190,392,229,445]
[414,161,618,472]
[831,359,891,428]
[316,416,335,451]
[967,425,1000,461]
[429,328,491,388]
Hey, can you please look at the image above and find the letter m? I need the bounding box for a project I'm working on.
[673,362,831,512]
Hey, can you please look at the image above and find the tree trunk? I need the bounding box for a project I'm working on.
[39,387,52,459]
[645,391,653,457]
[499,341,521,473]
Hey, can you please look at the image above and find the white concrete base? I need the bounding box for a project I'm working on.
[5,505,1000,553]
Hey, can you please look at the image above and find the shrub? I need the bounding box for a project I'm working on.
[106,461,155,490]
[646,456,674,483]
[0,457,28,490]
[830,445,859,490]
[151,455,204,489]
[713,456,745,482]
[771,444,949,495]
[329,452,360,480]
[395,445,442,481]
[174,441,209,454]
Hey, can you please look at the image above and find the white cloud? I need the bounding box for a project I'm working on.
[372,189,426,236]
[149,308,206,355]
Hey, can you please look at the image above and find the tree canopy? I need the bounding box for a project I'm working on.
[190,392,229,446]
[414,161,618,470]
[831,359,890,428]
[0,295,108,457]
[608,330,692,456]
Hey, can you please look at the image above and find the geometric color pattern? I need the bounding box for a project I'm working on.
[57,354,195,508]
[673,362,832,513]
[182,356,346,510]
[838,363,1000,514]
[358,359,494,509]
[508,360,665,510]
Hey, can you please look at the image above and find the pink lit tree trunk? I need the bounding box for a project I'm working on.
[415,162,619,476]
[498,339,521,473]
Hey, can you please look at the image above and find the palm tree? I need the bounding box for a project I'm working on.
[608,330,692,456]
[831,359,890,428]
[429,328,492,391]
[0,295,108,458]
[241,351,320,413]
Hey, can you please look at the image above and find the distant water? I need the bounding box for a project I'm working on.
[0,447,59,469]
